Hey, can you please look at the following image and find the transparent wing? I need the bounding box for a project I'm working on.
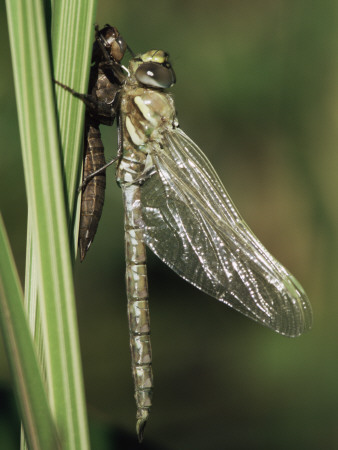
[140,127,312,336]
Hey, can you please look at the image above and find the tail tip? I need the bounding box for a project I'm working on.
[136,409,149,442]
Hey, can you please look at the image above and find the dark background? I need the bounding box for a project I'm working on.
[1,1,338,449]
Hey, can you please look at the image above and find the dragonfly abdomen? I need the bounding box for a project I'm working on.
[123,184,153,442]
[79,123,106,261]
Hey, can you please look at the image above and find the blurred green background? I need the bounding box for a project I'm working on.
[1,0,338,449]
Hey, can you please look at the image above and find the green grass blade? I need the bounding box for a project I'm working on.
[5,0,97,448]
[0,214,61,450]
[53,0,97,256]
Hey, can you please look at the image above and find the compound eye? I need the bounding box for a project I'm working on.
[135,62,176,88]
[110,37,127,61]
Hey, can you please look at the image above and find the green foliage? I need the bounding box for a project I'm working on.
[0,215,60,449]
[3,0,98,448]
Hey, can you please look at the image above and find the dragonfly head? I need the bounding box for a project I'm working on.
[130,50,176,89]
[94,24,127,62]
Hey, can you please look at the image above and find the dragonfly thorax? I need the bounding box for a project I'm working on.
[117,85,177,185]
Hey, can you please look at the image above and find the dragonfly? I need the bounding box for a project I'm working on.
[56,25,312,442]
[78,25,128,261]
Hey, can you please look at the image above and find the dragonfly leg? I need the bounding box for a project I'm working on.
[116,114,124,159]
[78,156,119,192]
[54,80,119,120]
[124,164,156,187]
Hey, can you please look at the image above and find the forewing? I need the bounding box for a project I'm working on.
[140,127,312,336]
